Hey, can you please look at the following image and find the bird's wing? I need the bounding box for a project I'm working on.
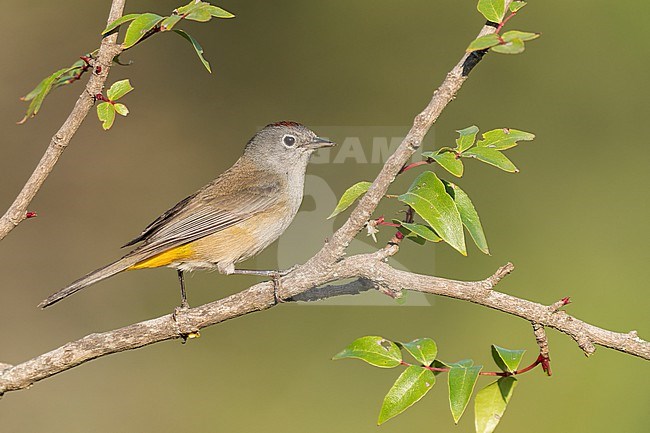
[122,192,199,248]
[124,171,283,257]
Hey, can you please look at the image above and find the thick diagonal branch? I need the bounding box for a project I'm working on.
[0,0,126,241]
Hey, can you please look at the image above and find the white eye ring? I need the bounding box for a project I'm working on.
[282,134,296,147]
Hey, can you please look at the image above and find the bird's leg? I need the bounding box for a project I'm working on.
[229,269,278,277]
[230,269,283,304]
[172,269,201,344]
[229,265,297,277]
[172,269,201,343]
[177,269,189,308]
[229,266,298,304]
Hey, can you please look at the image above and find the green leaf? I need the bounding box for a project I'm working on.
[432,152,464,177]
[466,34,501,52]
[50,59,82,87]
[491,345,526,372]
[444,182,489,254]
[327,181,372,219]
[122,13,164,49]
[456,125,479,152]
[333,336,402,368]
[477,0,506,23]
[206,5,235,18]
[477,128,535,150]
[176,1,234,21]
[448,364,482,424]
[176,0,203,16]
[378,366,436,425]
[509,1,527,12]
[106,79,134,101]
[475,377,518,433]
[398,222,442,243]
[20,78,50,103]
[113,103,129,116]
[398,171,466,255]
[463,147,518,173]
[18,67,75,124]
[502,30,540,42]
[97,102,116,130]
[401,338,438,366]
[102,13,141,35]
[52,62,87,89]
[491,38,525,54]
[160,14,183,31]
[185,5,212,22]
[173,29,212,73]
[450,359,475,368]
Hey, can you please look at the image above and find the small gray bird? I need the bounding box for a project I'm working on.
[39,122,334,308]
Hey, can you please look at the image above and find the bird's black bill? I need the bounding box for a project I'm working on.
[307,136,336,149]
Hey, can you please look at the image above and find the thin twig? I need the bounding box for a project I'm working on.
[406,358,545,377]
[532,323,552,375]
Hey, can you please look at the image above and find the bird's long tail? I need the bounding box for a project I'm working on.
[38,254,146,309]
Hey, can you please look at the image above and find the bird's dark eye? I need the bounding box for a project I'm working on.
[282,134,296,147]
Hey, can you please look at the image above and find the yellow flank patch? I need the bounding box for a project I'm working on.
[129,244,194,270]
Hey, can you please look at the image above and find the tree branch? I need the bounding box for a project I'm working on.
[2,256,647,396]
[349,261,650,360]
[0,0,126,241]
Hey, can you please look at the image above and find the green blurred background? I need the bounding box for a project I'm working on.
[1,1,648,432]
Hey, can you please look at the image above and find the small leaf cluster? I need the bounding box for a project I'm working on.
[96,79,134,130]
[468,1,539,54]
[103,1,234,72]
[402,127,532,255]
[18,1,232,125]
[477,0,525,23]
[18,56,95,124]
[334,336,529,433]
[329,126,534,256]
[424,126,534,176]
